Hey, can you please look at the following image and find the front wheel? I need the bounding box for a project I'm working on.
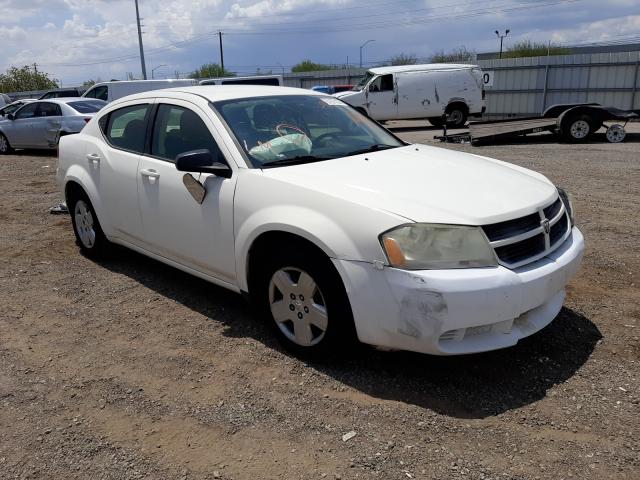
[254,246,356,358]
[69,191,110,258]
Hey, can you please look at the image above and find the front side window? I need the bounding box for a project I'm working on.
[84,85,108,101]
[151,104,221,162]
[104,104,150,153]
[15,102,39,119]
[369,74,393,92]
[214,94,403,167]
[37,102,62,117]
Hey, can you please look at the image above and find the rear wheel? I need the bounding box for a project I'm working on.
[69,190,110,258]
[0,133,12,154]
[428,117,444,128]
[253,244,356,358]
[446,106,468,128]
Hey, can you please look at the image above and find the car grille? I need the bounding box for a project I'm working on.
[481,197,571,269]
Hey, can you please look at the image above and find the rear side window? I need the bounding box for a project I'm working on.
[105,104,150,154]
[68,100,106,113]
[37,102,62,117]
[151,104,221,162]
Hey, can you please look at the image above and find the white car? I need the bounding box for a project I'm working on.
[57,86,584,356]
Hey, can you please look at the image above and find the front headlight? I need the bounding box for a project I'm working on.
[380,224,498,270]
[557,187,575,226]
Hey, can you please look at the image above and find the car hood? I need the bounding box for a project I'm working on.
[262,145,557,225]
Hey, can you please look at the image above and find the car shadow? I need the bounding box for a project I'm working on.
[9,149,57,157]
[96,245,601,419]
[387,124,445,133]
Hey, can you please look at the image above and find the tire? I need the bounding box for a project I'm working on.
[252,244,356,358]
[562,114,593,143]
[0,132,13,154]
[68,190,110,259]
[428,117,444,128]
[446,107,468,128]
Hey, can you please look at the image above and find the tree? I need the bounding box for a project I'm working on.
[83,79,98,88]
[504,40,570,58]
[429,46,475,63]
[189,63,236,79]
[291,60,331,73]
[389,53,417,66]
[0,65,58,93]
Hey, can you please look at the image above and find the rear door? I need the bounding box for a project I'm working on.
[31,102,63,147]
[84,102,152,244]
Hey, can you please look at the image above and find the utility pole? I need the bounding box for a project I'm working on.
[495,29,510,59]
[218,31,225,72]
[135,0,147,79]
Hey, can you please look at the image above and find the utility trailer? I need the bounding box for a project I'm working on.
[436,104,639,145]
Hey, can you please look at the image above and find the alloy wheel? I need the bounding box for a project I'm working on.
[74,200,96,248]
[268,267,328,347]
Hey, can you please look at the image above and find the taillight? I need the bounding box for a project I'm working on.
[482,89,486,100]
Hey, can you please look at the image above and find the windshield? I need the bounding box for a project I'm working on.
[353,71,374,91]
[213,94,403,168]
[67,100,107,113]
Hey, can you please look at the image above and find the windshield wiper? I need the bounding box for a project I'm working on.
[344,144,399,157]
[261,155,334,168]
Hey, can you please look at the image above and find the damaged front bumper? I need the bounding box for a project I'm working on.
[333,227,584,355]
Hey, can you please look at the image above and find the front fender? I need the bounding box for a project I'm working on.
[235,205,365,292]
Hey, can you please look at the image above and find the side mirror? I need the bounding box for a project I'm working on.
[7,113,15,120]
[175,149,232,178]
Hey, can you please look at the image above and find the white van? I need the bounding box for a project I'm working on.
[335,64,485,127]
[82,79,197,103]
[199,75,283,86]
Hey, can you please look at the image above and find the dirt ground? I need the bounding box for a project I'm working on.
[1,123,639,480]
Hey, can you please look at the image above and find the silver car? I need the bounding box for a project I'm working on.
[0,98,107,154]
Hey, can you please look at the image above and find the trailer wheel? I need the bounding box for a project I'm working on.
[562,114,593,143]
[605,124,626,143]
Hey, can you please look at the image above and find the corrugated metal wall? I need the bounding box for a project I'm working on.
[282,68,368,89]
[478,51,640,117]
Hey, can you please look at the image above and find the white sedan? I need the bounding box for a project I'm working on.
[56,86,584,356]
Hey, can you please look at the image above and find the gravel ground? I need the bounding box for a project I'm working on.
[1,123,638,480]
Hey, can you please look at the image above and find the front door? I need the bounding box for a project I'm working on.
[7,102,39,146]
[137,101,237,285]
[366,74,397,120]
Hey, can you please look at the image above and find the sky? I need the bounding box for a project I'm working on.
[1,0,639,86]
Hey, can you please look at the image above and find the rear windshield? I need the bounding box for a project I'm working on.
[67,100,107,113]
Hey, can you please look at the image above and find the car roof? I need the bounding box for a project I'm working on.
[37,97,106,105]
[367,63,478,75]
[113,85,322,104]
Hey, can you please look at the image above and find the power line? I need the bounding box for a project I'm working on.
[40,0,582,67]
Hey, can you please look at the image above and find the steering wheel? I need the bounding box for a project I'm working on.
[276,123,307,137]
[313,132,344,144]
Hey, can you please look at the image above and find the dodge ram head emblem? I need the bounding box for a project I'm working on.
[542,219,551,234]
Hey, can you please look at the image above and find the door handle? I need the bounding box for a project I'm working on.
[86,153,100,164]
[140,168,160,179]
